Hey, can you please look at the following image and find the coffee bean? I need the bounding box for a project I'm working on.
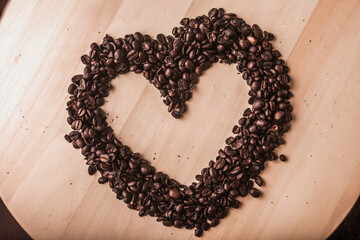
[169,188,181,199]
[210,218,219,227]
[249,188,260,198]
[209,167,217,178]
[247,36,257,45]
[255,176,263,187]
[140,165,151,175]
[178,79,188,90]
[171,110,181,119]
[252,99,264,109]
[185,59,194,70]
[274,111,285,121]
[163,220,173,227]
[174,220,184,228]
[239,39,249,50]
[175,203,184,213]
[202,222,210,231]
[279,154,287,162]
[71,120,82,130]
[98,177,108,184]
[194,228,203,237]
[100,154,110,163]
[88,165,96,175]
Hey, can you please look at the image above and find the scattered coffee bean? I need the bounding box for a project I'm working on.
[65,8,293,237]
[249,188,260,198]
[280,154,287,162]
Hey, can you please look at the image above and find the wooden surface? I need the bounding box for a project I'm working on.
[0,0,359,239]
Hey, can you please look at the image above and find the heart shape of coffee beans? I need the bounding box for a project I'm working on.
[65,8,292,237]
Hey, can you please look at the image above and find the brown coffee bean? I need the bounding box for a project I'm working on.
[247,36,257,45]
[100,154,110,163]
[239,39,249,50]
[178,79,188,90]
[209,167,217,177]
[279,154,287,162]
[71,120,82,130]
[171,110,181,119]
[174,220,184,228]
[194,228,203,237]
[140,165,151,175]
[256,119,267,127]
[210,218,219,227]
[153,172,163,182]
[274,111,285,121]
[169,188,181,199]
[249,188,260,198]
[255,176,263,187]
[88,165,96,175]
[98,177,108,184]
[202,222,210,231]
[252,99,264,109]
[175,203,184,213]
[214,159,226,169]
[163,221,173,227]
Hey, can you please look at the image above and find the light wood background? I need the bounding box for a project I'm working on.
[0,0,359,239]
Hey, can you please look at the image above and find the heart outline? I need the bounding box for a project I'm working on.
[65,8,293,237]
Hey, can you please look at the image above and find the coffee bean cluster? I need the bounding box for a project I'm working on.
[65,8,292,237]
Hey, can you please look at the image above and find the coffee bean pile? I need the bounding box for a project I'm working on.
[65,8,292,237]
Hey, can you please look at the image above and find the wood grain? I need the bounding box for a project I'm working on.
[0,0,359,239]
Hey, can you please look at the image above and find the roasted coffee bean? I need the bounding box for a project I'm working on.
[174,220,185,228]
[140,165,151,175]
[65,8,293,237]
[169,188,181,199]
[100,154,110,163]
[255,176,263,187]
[274,111,285,121]
[175,203,184,213]
[171,110,181,119]
[279,154,287,162]
[210,218,219,227]
[252,99,264,110]
[202,222,211,231]
[71,120,83,130]
[163,221,173,227]
[194,228,203,237]
[88,165,97,175]
[98,177,108,184]
[249,188,260,198]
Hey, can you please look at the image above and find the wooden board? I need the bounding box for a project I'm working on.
[0,0,359,239]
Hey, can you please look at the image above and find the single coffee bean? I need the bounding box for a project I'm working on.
[88,165,96,175]
[274,111,285,121]
[171,110,181,119]
[279,154,287,162]
[100,154,110,163]
[71,120,82,130]
[252,99,264,109]
[163,220,173,227]
[249,188,260,198]
[202,222,210,231]
[98,177,108,184]
[174,220,184,228]
[194,228,203,237]
[140,165,151,175]
[210,218,219,227]
[169,188,181,199]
